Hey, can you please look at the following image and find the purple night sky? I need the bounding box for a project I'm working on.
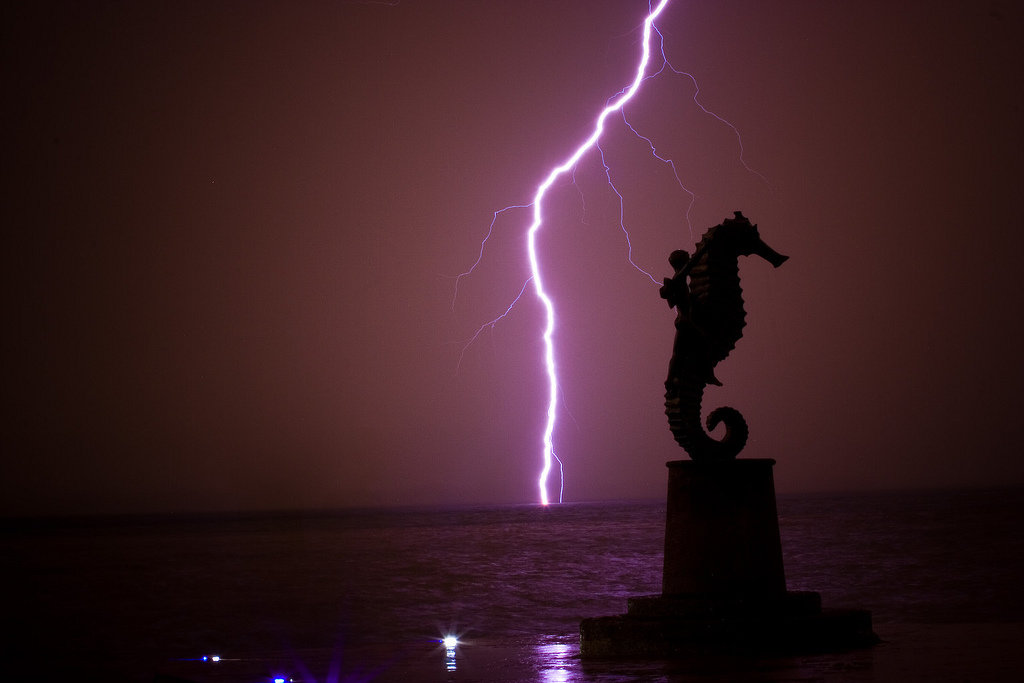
[4,1,1022,516]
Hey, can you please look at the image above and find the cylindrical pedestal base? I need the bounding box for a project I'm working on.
[663,458,786,596]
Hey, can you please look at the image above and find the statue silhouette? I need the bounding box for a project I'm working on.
[661,212,788,461]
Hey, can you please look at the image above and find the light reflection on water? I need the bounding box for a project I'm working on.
[535,637,574,682]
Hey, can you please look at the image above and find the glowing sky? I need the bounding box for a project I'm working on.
[4,1,1023,516]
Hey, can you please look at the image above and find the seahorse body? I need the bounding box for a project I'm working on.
[662,212,788,461]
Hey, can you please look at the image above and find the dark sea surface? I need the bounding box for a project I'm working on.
[3,487,1023,682]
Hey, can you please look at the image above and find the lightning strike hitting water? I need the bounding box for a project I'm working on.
[525,0,671,505]
[454,0,765,506]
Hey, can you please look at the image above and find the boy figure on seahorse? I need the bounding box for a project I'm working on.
[659,212,788,462]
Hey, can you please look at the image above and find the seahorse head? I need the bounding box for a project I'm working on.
[715,211,789,268]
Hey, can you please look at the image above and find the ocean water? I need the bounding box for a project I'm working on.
[3,488,1023,682]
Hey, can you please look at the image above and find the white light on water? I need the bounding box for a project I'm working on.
[442,634,459,672]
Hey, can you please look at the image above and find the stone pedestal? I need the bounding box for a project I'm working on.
[663,459,785,596]
[580,459,877,658]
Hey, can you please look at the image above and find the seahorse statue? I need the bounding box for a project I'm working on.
[660,212,788,461]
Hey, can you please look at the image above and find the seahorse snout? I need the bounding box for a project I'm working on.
[752,240,789,268]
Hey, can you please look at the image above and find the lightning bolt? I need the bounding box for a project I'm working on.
[526,0,671,506]
[453,0,764,506]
